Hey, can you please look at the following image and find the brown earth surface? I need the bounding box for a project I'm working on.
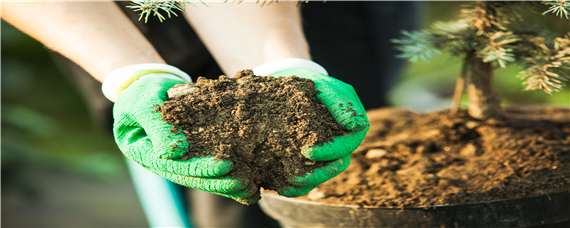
[297,106,570,207]
[157,70,346,198]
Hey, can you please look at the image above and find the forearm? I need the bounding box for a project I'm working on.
[184,1,310,76]
[2,1,164,82]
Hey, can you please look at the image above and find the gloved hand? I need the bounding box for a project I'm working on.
[253,58,370,197]
[102,63,259,204]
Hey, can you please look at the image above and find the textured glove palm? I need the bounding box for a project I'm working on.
[113,76,259,204]
[268,69,370,197]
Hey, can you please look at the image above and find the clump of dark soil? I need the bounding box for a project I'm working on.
[297,106,570,207]
[157,70,346,200]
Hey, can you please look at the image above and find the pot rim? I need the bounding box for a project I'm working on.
[261,190,570,209]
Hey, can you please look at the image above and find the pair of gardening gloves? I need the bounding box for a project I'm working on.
[102,59,369,204]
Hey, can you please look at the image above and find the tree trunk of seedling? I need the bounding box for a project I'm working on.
[467,56,504,120]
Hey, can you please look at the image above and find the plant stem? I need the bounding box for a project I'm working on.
[450,58,469,115]
[467,55,504,120]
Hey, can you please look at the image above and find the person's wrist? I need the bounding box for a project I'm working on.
[252,58,328,76]
[102,63,192,102]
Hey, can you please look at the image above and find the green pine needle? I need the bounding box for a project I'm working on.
[127,0,288,23]
[128,0,195,23]
[543,0,570,19]
[392,31,440,63]
[392,21,471,63]
[517,34,570,93]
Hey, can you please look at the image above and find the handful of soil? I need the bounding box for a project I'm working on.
[157,70,346,201]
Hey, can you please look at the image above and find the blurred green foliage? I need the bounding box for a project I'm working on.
[2,20,125,195]
[389,2,570,111]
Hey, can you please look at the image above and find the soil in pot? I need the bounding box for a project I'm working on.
[297,106,570,208]
[156,70,346,203]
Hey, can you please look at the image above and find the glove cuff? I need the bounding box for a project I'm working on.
[102,63,192,102]
[252,58,328,76]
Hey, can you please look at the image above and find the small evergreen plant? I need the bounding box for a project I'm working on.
[128,0,284,23]
[393,1,570,120]
[128,0,193,23]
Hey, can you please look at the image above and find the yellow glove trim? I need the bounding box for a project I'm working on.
[115,70,183,98]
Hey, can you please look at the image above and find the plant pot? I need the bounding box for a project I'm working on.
[258,190,570,228]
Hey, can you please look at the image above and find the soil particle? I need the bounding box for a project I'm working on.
[297,106,570,207]
[157,70,346,198]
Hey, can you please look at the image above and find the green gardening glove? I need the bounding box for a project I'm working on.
[253,59,370,197]
[102,64,259,204]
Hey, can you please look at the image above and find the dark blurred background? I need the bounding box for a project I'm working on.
[2,2,569,227]
[2,8,148,228]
